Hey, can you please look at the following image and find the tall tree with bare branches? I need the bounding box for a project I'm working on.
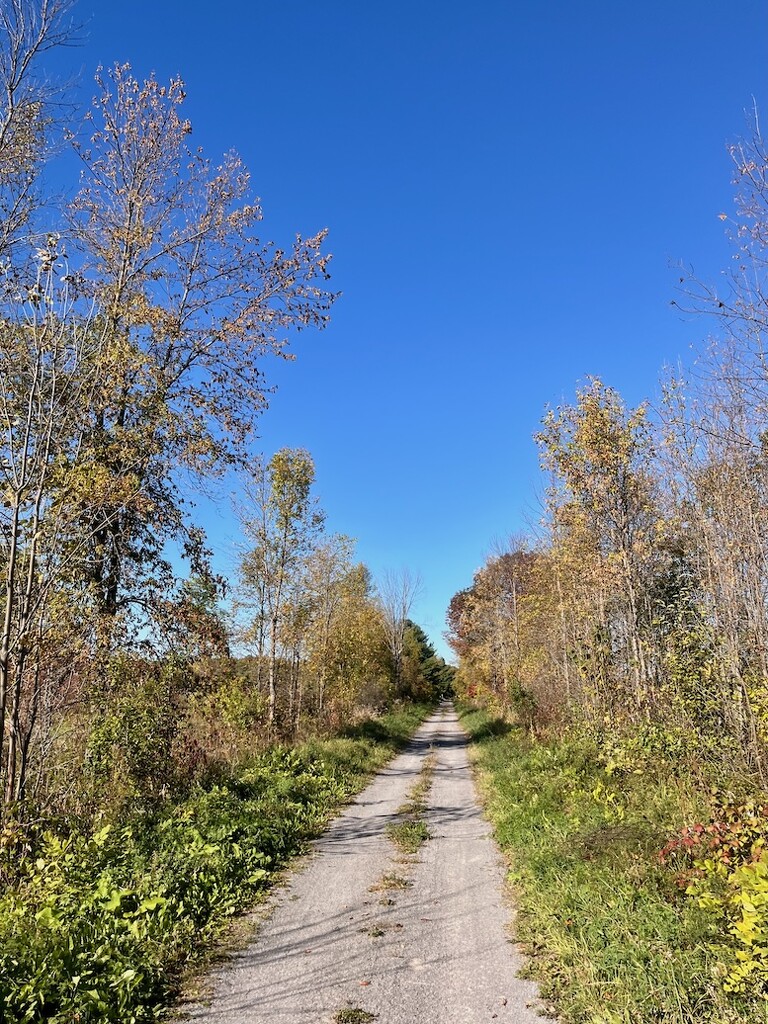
[377,568,422,695]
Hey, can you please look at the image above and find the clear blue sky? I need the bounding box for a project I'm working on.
[55,1,767,659]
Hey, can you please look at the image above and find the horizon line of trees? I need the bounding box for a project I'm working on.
[447,123,768,778]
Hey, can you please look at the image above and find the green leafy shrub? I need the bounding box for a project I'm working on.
[85,661,186,813]
[660,795,768,995]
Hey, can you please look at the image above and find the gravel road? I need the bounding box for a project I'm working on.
[184,702,554,1024]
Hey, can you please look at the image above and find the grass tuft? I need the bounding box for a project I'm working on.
[370,873,411,892]
[386,819,430,853]
[334,1008,377,1023]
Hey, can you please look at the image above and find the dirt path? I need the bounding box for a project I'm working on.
[184,703,553,1024]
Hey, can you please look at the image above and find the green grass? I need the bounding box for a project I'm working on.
[460,705,768,1024]
[334,1008,377,1023]
[407,751,435,805]
[386,818,430,853]
[0,703,433,1024]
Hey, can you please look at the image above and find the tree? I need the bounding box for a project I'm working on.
[0,238,112,808]
[0,46,337,809]
[301,534,356,716]
[63,64,336,648]
[446,548,554,719]
[401,621,454,701]
[536,378,660,716]
[0,4,91,810]
[377,569,422,695]
[0,0,76,262]
[660,124,768,768]
[310,561,386,722]
[238,449,324,727]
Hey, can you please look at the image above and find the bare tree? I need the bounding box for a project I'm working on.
[0,0,83,811]
[377,569,422,695]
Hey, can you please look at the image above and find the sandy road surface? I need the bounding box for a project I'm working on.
[183,703,553,1024]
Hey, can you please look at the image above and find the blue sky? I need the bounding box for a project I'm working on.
[56,1,767,658]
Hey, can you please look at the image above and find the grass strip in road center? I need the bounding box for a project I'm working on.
[387,752,435,855]
[386,818,430,854]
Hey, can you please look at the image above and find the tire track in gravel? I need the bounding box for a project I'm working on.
[182,702,555,1024]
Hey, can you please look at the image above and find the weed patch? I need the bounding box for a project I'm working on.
[334,1008,377,1023]
[386,819,430,853]
[370,873,411,892]
[408,752,435,803]
[387,753,434,854]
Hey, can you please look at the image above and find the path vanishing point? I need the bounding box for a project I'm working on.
[183,703,555,1024]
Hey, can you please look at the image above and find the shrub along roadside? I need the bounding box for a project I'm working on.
[460,706,768,1024]
[0,703,432,1024]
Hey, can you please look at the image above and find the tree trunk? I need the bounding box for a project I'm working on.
[268,616,278,728]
